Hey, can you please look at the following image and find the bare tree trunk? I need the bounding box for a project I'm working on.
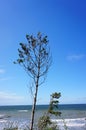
[30,79,39,130]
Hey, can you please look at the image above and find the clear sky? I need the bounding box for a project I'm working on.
[0,0,86,105]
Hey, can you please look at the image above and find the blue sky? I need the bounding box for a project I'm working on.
[0,0,86,105]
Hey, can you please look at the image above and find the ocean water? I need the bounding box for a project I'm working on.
[0,104,86,129]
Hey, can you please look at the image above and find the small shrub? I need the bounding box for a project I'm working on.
[37,114,58,130]
[38,115,52,130]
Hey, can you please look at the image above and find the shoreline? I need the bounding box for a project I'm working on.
[0,117,86,130]
[51,117,86,130]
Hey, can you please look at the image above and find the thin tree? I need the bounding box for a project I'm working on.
[14,32,51,130]
[48,92,61,116]
[38,92,61,130]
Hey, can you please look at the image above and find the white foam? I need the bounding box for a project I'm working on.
[0,117,85,130]
[51,118,86,130]
[0,120,7,123]
[0,114,5,117]
[18,110,28,112]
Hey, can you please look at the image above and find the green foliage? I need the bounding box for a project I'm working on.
[38,115,52,130]
[48,92,61,116]
[14,32,51,81]
[38,114,58,130]
[37,92,61,130]
[51,92,61,99]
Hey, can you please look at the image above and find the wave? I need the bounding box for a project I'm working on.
[0,119,7,123]
[0,117,85,130]
[0,115,11,120]
[51,118,86,129]
[18,110,28,112]
[0,115,10,127]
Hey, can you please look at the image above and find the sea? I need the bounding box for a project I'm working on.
[0,104,86,130]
